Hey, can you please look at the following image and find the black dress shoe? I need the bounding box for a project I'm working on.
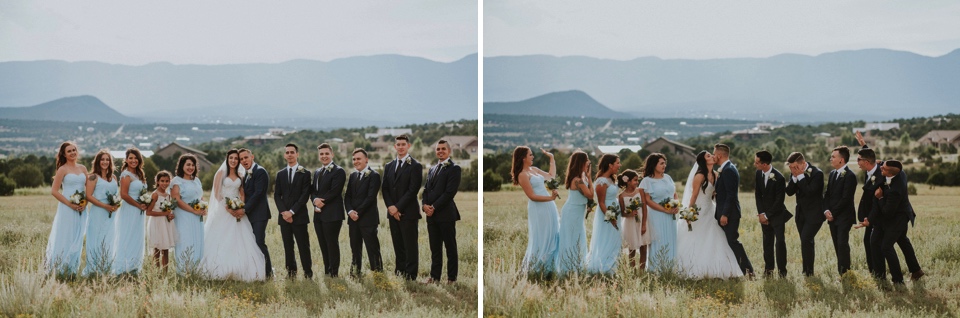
[911,270,925,281]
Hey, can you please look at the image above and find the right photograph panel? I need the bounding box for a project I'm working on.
[483,1,960,316]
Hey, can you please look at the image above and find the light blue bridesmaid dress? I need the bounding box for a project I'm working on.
[521,174,560,275]
[555,185,589,276]
[83,175,118,276]
[44,172,87,275]
[585,177,622,274]
[112,170,146,275]
[641,174,677,273]
[172,176,204,274]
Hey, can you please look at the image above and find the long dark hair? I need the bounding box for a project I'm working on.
[226,149,244,188]
[642,153,666,177]
[90,149,115,181]
[510,146,530,185]
[564,151,589,189]
[176,154,199,178]
[596,153,619,182]
[618,169,639,188]
[55,141,77,171]
[695,151,710,193]
[121,148,146,183]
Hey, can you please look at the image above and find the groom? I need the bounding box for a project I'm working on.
[239,148,272,278]
[714,143,754,277]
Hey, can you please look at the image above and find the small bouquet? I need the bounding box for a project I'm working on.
[585,199,597,220]
[544,178,561,200]
[659,198,682,220]
[159,198,177,222]
[678,204,702,231]
[626,197,643,222]
[136,187,152,215]
[68,190,87,215]
[105,191,122,218]
[190,199,208,222]
[226,197,245,222]
[604,204,621,230]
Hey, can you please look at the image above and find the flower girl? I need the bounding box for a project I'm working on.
[145,171,178,273]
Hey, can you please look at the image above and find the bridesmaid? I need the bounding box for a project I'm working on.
[585,154,622,275]
[83,149,120,276]
[555,151,593,277]
[512,146,560,276]
[171,154,207,274]
[640,153,679,273]
[112,148,148,275]
[45,141,88,276]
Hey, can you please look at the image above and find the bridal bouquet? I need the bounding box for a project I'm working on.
[659,198,682,220]
[585,199,597,219]
[106,191,122,218]
[136,187,152,215]
[226,197,245,222]
[626,197,643,222]
[159,198,176,222]
[544,178,561,200]
[68,190,86,215]
[679,204,702,231]
[604,204,621,230]
[190,199,208,222]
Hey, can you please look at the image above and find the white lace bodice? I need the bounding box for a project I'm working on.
[220,177,241,199]
[694,181,716,219]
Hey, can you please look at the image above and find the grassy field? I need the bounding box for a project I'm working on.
[483,185,960,317]
[0,190,478,317]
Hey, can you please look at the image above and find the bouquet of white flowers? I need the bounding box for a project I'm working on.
[678,204,702,231]
[190,199,208,222]
[68,190,86,215]
[604,204,621,230]
[226,197,245,222]
[105,191,122,218]
[544,178,561,200]
[159,198,177,222]
[136,187,151,214]
[625,196,643,222]
[659,198,682,220]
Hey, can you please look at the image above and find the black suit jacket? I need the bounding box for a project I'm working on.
[422,160,461,223]
[785,163,826,224]
[346,168,381,227]
[311,164,346,223]
[823,166,858,226]
[857,164,885,222]
[715,161,741,220]
[381,157,423,220]
[755,168,792,225]
[243,163,271,222]
[274,165,312,225]
[868,171,913,232]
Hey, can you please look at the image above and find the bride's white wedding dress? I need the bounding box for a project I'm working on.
[200,174,265,281]
[675,176,744,279]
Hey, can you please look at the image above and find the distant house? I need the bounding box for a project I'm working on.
[154,142,215,173]
[243,134,282,146]
[918,130,960,148]
[595,145,643,155]
[643,137,697,166]
[364,128,413,139]
[434,135,479,153]
[853,122,900,133]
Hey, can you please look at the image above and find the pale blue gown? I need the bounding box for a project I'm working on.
[172,176,204,274]
[84,175,118,276]
[112,170,146,275]
[641,174,677,272]
[585,177,622,274]
[521,174,560,275]
[555,186,589,276]
[44,172,88,275]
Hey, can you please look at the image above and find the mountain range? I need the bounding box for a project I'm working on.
[0,95,140,124]
[484,49,960,122]
[483,90,627,118]
[0,54,478,127]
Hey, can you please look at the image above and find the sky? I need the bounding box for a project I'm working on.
[485,0,960,59]
[0,1,478,65]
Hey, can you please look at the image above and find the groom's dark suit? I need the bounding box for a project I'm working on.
[715,161,753,275]
[868,170,915,284]
[311,164,346,277]
[823,165,858,275]
[755,167,792,276]
[422,159,461,282]
[785,163,825,276]
[274,165,313,278]
[381,156,423,280]
[345,168,383,275]
[244,163,272,277]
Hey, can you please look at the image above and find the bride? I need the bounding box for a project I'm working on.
[199,149,265,281]
[675,151,743,279]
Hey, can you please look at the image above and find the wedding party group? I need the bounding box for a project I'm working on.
[43,135,463,284]
[513,136,923,287]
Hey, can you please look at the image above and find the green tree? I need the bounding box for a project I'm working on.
[459,159,479,192]
[0,174,15,196]
[10,164,44,188]
[142,157,159,189]
[483,169,502,192]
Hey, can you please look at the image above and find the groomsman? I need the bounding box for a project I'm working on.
[311,143,346,277]
[422,140,462,283]
[753,150,792,278]
[274,143,313,279]
[785,152,825,277]
[381,135,423,280]
[345,148,383,275]
[866,160,915,285]
[823,146,858,276]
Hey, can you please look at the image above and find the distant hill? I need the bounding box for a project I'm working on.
[0,95,141,124]
[484,49,960,122]
[483,90,629,118]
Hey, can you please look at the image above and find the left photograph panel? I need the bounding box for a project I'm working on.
[0,1,478,316]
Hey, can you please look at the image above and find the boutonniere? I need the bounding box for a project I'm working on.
[296,166,307,174]
[325,164,335,172]
[839,170,847,177]
[403,157,412,165]
[870,176,876,183]
[441,160,452,168]
[362,168,371,177]
[805,168,812,176]
[767,173,776,181]
[244,172,251,181]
